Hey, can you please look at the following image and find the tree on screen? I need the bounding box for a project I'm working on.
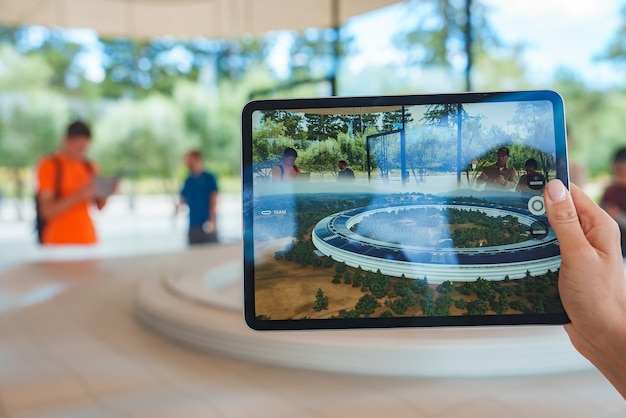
[355,294,380,317]
[313,288,329,312]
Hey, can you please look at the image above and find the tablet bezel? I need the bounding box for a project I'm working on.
[242,90,569,331]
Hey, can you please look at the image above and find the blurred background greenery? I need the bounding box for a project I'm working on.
[1,0,626,214]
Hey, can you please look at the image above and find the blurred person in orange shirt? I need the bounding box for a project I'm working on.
[35,121,115,245]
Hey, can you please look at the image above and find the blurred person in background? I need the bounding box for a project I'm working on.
[175,150,219,245]
[567,127,588,187]
[600,147,626,257]
[35,121,115,245]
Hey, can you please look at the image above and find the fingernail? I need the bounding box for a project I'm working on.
[547,180,567,202]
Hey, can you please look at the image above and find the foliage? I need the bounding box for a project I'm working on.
[437,280,454,294]
[299,139,341,177]
[465,299,489,315]
[355,294,381,317]
[0,44,54,89]
[91,94,194,181]
[433,294,453,316]
[0,90,70,167]
[4,0,626,192]
[313,288,329,311]
[393,0,500,90]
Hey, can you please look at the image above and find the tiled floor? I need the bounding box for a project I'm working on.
[0,247,624,418]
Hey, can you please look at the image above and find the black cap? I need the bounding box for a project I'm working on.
[496,147,510,156]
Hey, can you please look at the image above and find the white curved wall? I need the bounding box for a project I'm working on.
[313,232,560,283]
[312,203,560,283]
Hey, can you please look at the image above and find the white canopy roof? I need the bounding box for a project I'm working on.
[0,0,402,39]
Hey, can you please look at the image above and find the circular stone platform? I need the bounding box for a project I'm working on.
[134,244,592,377]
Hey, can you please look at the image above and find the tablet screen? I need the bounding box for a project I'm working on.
[242,90,569,330]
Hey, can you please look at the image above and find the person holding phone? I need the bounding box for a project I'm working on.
[35,121,114,245]
[544,179,626,399]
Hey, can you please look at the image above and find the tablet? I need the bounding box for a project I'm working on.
[93,176,117,198]
[242,90,569,330]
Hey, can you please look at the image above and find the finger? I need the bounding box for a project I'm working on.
[544,179,591,256]
[569,183,622,255]
[544,180,619,256]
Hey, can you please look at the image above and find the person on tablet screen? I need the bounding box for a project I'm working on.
[515,158,545,195]
[544,179,626,399]
[272,147,302,182]
[35,121,115,245]
[176,150,219,245]
[337,160,356,181]
[476,147,517,190]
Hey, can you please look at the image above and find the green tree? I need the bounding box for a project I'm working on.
[355,294,380,317]
[510,300,529,313]
[421,294,434,316]
[394,0,500,90]
[0,44,54,90]
[92,94,195,198]
[466,299,488,315]
[434,294,453,316]
[0,90,70,218]
[491,295,509,315]
[171,81,232,172]
[338,309,360,318]
[405,135,446,183]
[411,277,429,295]
[260,110,305,140]
[389,297,411,314]
[335,261,347,273]
[421,103,468,183]
[381,109,414,132]
[299,140,341,178]
[313,288,329,312]
[303,113,344,141]
[460,281,475,296]
[436,280,455,294]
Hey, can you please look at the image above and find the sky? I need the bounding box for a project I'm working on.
[481,0,623,87]
[345,0,624,89]
[22,0,625,90]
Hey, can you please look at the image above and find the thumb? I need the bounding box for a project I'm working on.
[543,180,589,255]
[544,180,620,256]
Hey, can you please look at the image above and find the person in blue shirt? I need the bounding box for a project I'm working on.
[176,150,219,245]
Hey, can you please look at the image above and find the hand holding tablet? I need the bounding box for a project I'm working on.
[544,180,626,398]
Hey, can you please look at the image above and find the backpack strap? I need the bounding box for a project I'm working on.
[51,154,62,200]
[35,154,62,244]
[279,164,284,179]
